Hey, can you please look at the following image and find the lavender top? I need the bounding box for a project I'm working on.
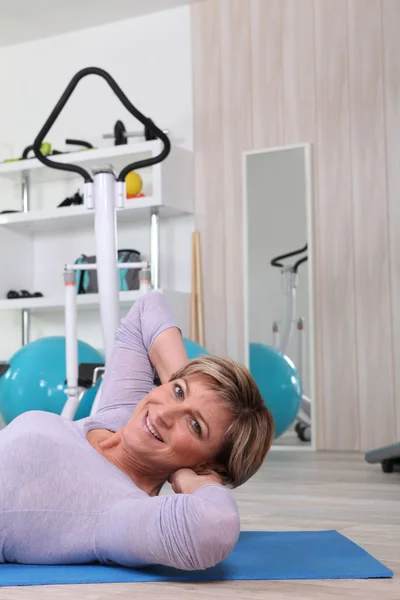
[0,292,240,570]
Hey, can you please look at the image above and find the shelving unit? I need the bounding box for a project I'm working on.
[0,289,189,312]
[0,140,158,183]
[0,140,194,352]
[0,197,190,233]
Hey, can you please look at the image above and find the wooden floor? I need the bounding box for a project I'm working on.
[0,451,398,600]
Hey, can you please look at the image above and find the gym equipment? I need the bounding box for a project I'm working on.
[183,337,209,360]
[249,342,302,439]
[3,139,94,163]
[0,530,391,585]
[6,290,43,299]
[57,190,83,208]
[103,119,169,145]
[270,244,311,442]
[271,244,308,352]
[7,291,19,299]
[23,139,94,159]
[74,249,143,294]
[31,66,170,420]
[125,170,143,197]
[2,142,52,163]
[22,142,52,159]
[0,337,104,425]
[365,442,400,473]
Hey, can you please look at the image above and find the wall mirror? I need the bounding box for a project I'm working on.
[243,144,316,449]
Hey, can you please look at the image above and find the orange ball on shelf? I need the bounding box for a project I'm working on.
[125,171,143,198]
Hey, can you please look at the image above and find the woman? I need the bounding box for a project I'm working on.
[0,291,274,570]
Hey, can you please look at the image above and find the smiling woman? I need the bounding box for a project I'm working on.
[0,291,274,571]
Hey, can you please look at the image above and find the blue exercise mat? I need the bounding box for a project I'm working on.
[0,531,392,587]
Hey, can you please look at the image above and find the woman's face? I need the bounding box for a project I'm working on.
[122,376,232,475]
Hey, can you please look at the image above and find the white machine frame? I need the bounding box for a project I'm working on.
[32,67,171,421]
[270,246,311,440]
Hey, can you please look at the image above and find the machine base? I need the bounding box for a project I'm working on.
[365,442,400,473]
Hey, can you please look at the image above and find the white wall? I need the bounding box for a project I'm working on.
[0,7,194,360]
[245,147,310,394]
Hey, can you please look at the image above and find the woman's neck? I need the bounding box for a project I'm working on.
[87,429,166,496]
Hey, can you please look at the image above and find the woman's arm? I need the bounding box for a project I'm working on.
[95,291,185,420]
[148,327,189,384]
[95,486,240,571]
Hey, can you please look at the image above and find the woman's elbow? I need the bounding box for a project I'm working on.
[191,509,240,570]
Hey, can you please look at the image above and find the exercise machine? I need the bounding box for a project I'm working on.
[33,66,171,420]
[270,244,311,442]
[365,443,400,474]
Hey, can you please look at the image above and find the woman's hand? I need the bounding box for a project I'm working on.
[169,468,224,495]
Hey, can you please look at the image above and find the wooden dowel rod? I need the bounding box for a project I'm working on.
[194,231,204,347]
[190,231,198,342]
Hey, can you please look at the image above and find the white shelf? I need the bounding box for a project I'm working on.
[0,140,161,184]
[0,196,189,233]
[0,289,189,313]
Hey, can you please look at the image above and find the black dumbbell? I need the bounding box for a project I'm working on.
[103,120,169,146]
[7,290,19,299]
[7,290,43,299]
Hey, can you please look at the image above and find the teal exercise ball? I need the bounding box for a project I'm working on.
[0,336,104,425]
[183,338,209,359]
[249,342,302,439]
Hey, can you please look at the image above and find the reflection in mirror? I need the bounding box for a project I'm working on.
[243,145,315,448]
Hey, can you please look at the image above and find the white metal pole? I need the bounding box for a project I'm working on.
[116,180,126,210]
[280,270,297,355]
[22,173,30,213]
[84,182,94,210]
[296,316,311,423]
[150,207,160,290]
[62,269,79,420]
[93,170,120,361]
[64,262,148,272]
[297,317,305,384]
[21,309,30,346]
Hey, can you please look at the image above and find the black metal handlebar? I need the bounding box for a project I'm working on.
[271,243,308,274]
[293,254,308,272]
[33,67,171,183]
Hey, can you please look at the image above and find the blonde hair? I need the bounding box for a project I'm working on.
[170,355,274,488]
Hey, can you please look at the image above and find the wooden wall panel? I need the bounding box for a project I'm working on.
[250,0,284,148]
[281,0,316,144]
[219,0,253,363]
[382,0,400,441]
[190,1,227,356]
[347,0,396,449]
[279,0,321,447]
[313,0,359,450]
[191,0,400,450]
